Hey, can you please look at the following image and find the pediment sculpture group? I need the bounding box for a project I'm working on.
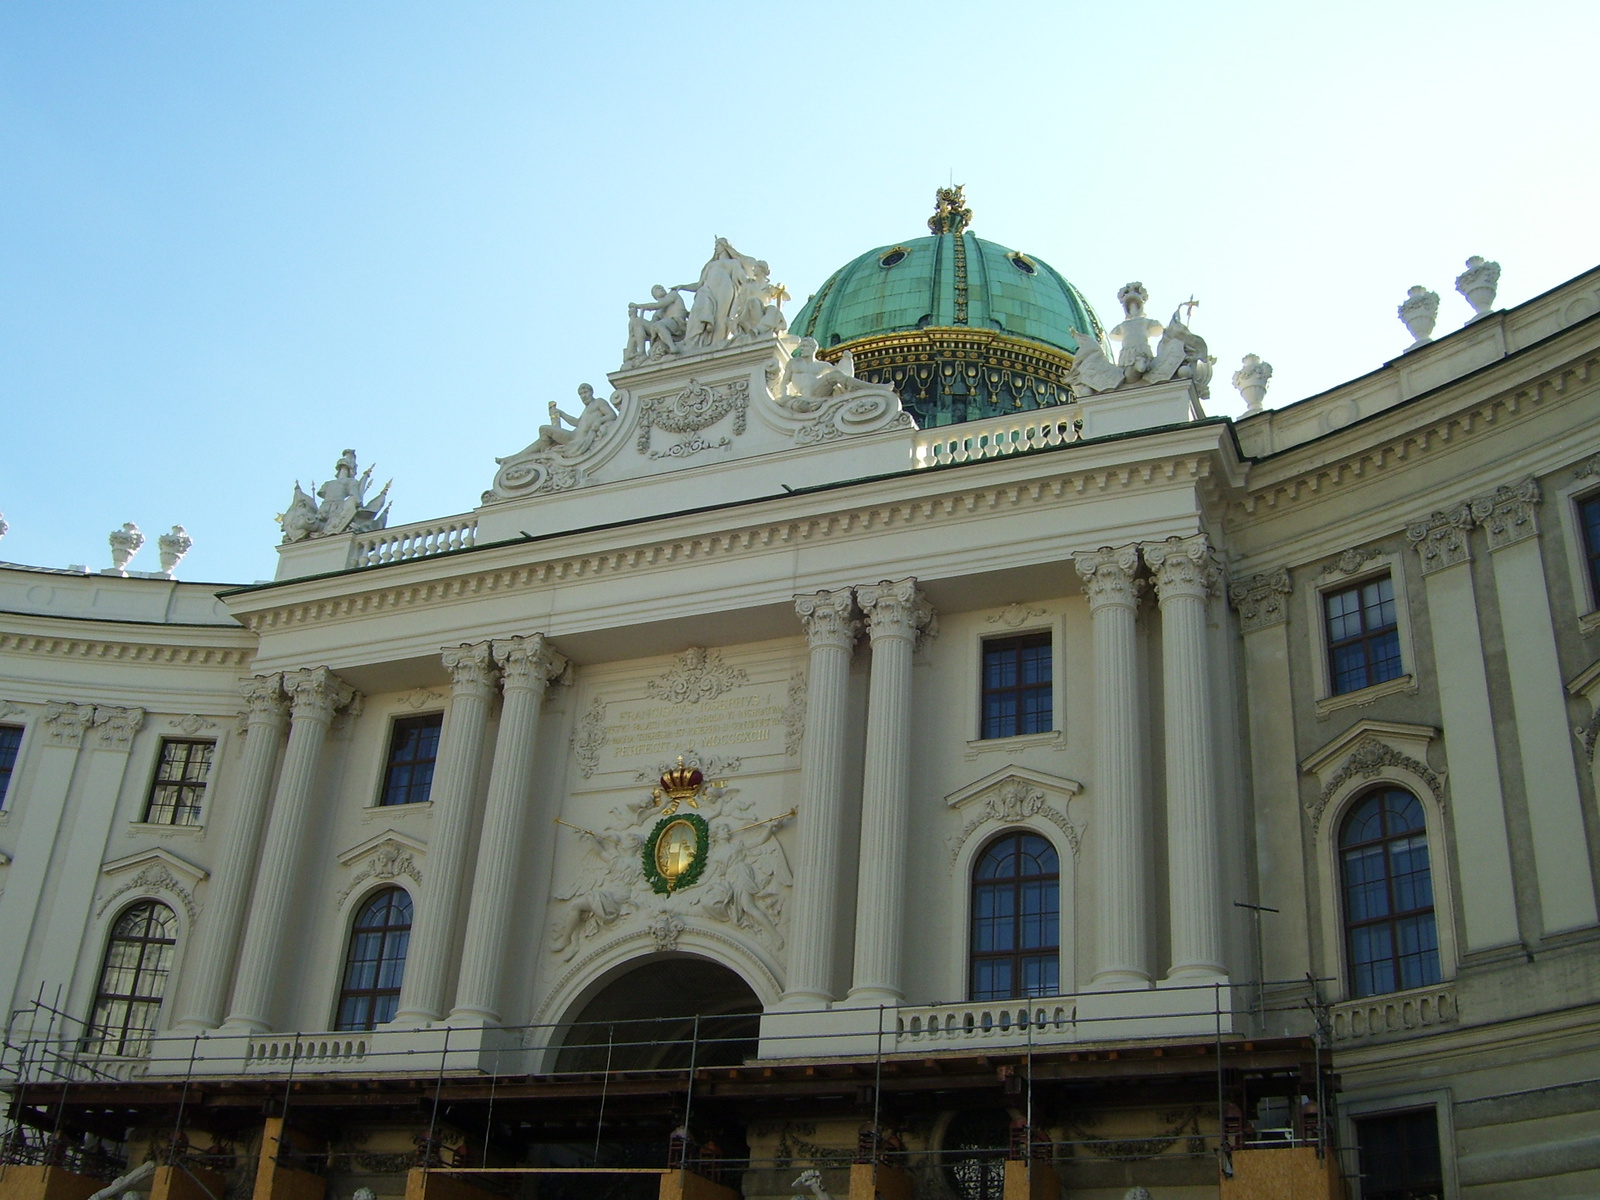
[1066,282,1216,400]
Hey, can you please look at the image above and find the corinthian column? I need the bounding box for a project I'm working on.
[225,667,356,1032]
[393,643,496,1026]
[451,634,567,1025]
[177,675,288,1030]
[780,589,860,1008]
[1074,546,1151,988]
[847,579,932,1005]
[1145,535,1227,982]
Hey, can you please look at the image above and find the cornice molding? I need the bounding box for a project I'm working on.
[233,452,1223,634]
[0,631,253,667]
[1238,351,1598,517]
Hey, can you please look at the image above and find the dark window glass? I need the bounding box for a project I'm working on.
[1580,494,1600,611]
[85,901,177,1057]
[0,725,22,806]
[335,887,412,1031]
[971,832,1059,1001]
[1325,574,1402,695]
[1341,789,1441,999]
[143,739,214,826]
[380,714,442,807]
[981,634,1052,739]
[1355,1109,1443,1200]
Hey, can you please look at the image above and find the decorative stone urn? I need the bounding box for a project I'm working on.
[1231,354,1273,413]
[1398,286,1440,348]
[108,522,144,575]
[158,525,193,577]
[1455,255,1501,321]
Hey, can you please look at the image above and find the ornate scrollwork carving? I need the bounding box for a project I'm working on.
[1406,504,1475,574]
[1228,568,1293,632]
[635,378,748,459]
[646,647,749,705]
[1307,737,1444,831]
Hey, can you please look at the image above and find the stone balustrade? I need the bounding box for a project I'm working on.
[912,407,1079,468]
[353,517,478,567]
[896,1001,1077,1046]
[1330,984,1457,1043]
[246,1035,369,1067]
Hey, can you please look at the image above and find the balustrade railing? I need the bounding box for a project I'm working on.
[246,1035,369,1066]
[912,407,1079,468]
[1330,984,1456,1042]
[352,518,477,567]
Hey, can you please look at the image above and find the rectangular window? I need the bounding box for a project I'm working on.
[0,725,21,806]
[981,634,1052,739]
[1325,575,1402,695]
[379,714,443,807]
[143,739,214,826]
[1354,1108,1442,1200]
[1580,493,1600,611]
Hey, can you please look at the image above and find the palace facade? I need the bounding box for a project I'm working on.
[3,195,1600,1200]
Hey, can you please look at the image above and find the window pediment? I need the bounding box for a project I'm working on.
[335,831,425,907]
[945,766,1084,862]
[95,848,208,921]
[1299,720,1444,832]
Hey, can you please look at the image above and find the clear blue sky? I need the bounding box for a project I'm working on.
[3,1,1597,583]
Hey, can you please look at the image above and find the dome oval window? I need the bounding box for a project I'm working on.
[879,247,910,269]
[1008,252,1038,275]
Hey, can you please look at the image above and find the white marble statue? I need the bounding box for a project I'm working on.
[1231,354,1273,412]
[108,522,145,574]
[698,816,787,949]
[1108,282,1165,383]
[1398,285,1441,347]
[525,384,619,459]
[1148,306,1213,398]
[626,285,690,365]
[277,450,392,543]
[678,237,761,350]
[86,1160,154,1200]
[779,337,898,410]
[792,1169,834,1200]
[1455,255,1501,320]
[352,1189,377,1200]
[0,513,10,541]
[549,824,641,959]
[732,260,789,342]
[157,525,193,577]
[1063,328,1125,397]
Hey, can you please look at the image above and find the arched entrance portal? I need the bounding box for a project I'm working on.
[556,955,763,1073]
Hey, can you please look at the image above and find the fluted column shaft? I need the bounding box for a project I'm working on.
[848,579,931,1005]
[225,667,355,1032]
[177,676,288,1030]
[393,643,496,1025]
[1146,535,1226,981]
[780,589,860,1006]
[451,635,567,1024]
[1075,547,1151,988]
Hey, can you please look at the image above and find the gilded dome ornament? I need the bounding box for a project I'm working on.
[928,185,972,236]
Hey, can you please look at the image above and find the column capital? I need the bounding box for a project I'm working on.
[89,705,145,752]
[1406,503,1475,575]
[1074,545,1142,612]
[493,634,568,693]
[1470,475,1541,551]
[1144,534,1220,604]
[795,588,860,651]
[283,667,357,725]
[442,641,497,696]
[1228,568,1293,632]
[856,578,933,646]
[239,674,288,731]
[40,701,95,748]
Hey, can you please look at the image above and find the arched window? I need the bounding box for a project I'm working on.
[971,832,1059,1001]
[1340,788,1441,998]
[335,887,413,1031]
[86,901,177,1056]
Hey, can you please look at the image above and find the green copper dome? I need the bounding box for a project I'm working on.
[790,188,1103,427]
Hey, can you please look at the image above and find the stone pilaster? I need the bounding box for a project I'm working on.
[1145,535,1227,982]
[779,589,860,1007]
[393,644,497,1025]
[177,675,288,1030]
[451,634,567,1024]
[225,667,356,1032]
[1075,546,1151,988]
[847,579,931,1005]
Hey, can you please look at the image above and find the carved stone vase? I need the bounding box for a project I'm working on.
[1398,287,1440,348]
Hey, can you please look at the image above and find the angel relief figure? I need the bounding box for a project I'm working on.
[549,823,642,960]
[695,810,793,949]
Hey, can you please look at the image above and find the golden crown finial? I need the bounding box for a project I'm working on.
[929,184,972,236]
[651,755,705,815]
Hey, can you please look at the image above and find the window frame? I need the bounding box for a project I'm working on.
[141,738,215,827]
[978,631,1055,742]
[333,885,413,1031]
[968,830,1063,1003]
[1338,1097,1455,1200]
[83,900,179,1058]
[965,611,1065,755]
[1554,472,1600,631]
[1306,553,1419,715]
[375,712,444,809]
[1338,787,1443,1000]
[0,722,25,809]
